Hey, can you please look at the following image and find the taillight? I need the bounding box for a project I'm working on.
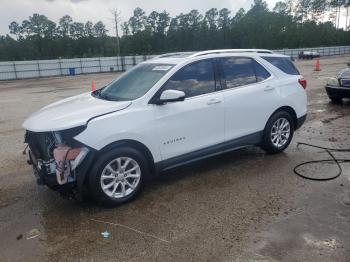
[298,78,307,89]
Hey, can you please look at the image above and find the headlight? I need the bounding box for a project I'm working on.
[327,77,340,87]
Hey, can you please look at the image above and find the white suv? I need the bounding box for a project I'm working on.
[23,50,307,206]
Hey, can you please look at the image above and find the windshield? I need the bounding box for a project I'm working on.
[98,63,174,101]
[339,68,350,78]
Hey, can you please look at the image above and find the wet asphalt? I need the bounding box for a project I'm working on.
[0,56,349,262]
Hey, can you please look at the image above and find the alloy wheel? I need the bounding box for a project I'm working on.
[270,117,291,148]
[100,157,141,199]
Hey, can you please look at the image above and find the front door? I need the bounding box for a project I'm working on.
[153,59,225,162]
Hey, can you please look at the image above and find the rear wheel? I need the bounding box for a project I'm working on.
[88,147,149,206]
[261,111,294,154]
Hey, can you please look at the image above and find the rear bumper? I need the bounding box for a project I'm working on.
[325,85,350,98]
[295,114,307,130]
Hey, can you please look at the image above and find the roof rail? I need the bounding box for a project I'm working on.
[152,52,194,59]
[189,49,274,57]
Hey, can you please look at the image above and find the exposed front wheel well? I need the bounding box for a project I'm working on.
[99,140,156,175]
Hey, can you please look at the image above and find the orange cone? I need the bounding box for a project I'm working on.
[314,58,321,71]
[91,80,96,91]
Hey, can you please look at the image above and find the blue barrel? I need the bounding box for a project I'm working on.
[69,68,76,76]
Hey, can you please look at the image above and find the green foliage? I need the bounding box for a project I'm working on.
[1,0,350,61]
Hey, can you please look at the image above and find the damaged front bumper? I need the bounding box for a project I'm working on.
[25,129,94,193]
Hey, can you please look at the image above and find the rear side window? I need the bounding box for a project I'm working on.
[163,60,215,98]
[262,56,300,75]
[221,57,256,88]
[220,57,271,88]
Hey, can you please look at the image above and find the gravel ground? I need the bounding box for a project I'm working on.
[0,55,349,262]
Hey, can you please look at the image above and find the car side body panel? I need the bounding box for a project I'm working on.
[74,104,162,163]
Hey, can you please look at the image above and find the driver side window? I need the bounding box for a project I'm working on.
[163,60,216,98]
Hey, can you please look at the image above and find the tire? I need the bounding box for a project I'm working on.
[261,111,294,154]
[88,147,149,207]
[330,97,342,104]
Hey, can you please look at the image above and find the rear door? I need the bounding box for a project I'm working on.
[152,59,225,162]
[218,57,280,142]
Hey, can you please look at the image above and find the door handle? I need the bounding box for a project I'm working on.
[207,98,222,105]
[264,85,275,91]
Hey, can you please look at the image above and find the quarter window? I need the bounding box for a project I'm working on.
[163,60,216,98]
[262,56,300,75]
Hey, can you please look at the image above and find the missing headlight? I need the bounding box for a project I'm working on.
[53,125,87,147]
[53,145,89,185]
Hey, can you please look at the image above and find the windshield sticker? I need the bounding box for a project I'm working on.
[152,65,172,71]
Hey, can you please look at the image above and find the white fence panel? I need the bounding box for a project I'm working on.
[1,46,350,80]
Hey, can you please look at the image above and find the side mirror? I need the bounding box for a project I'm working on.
[157,90,185,104]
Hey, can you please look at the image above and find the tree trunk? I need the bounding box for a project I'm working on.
[337,4,341,29]
[347,6,349,31]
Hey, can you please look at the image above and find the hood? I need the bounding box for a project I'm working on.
[338,68,350,79]
[23,92,131,132]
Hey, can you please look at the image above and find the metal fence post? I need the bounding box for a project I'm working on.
[99,57,102,73]
[133,56,136,65]
[13,62,18,80]
[58,59,63,76]
[79,58,83,74]
[37,60,41,78]
[116,56,119,71]
[121,56,125,71]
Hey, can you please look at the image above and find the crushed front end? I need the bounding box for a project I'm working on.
[24,126,94,195]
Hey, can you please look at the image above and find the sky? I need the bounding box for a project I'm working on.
[0,0,280,36]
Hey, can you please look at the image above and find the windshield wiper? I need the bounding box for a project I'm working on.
[92,87,113,101]
[99,92,116,101]
[92,87,130,101]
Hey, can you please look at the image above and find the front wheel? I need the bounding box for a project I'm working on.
[329,96,342,104]
[88,147,149,206]
[261,111,294,154]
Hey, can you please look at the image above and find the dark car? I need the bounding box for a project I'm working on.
[298,51,320,60]
[325,67,350,103]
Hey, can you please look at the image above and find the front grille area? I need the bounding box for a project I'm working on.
[340,79,350,88]
[25,131,56,161]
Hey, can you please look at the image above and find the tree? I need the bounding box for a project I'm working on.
[310,0,328,22]
[157,11,170,34]
[250,0,269,12]
[273,1,289,14]
[84,21,94,37]
[70,22,85,39]
[233,8,246,22]
[93,21,107,37]
[346,0,350,30]
[9,22,22,39]
[111,9,122,56]
[121,22,130,36]
[295,0,312,22]
[147,11,159,33]
[58,15,73,37]
[2,6,350,61]
[129,7,146,34]
[204,8,218,30]
[218,8,231,47]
